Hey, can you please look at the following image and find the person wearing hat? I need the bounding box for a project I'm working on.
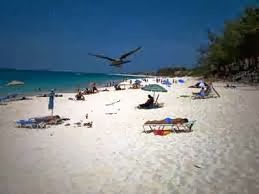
[139,94,154,108]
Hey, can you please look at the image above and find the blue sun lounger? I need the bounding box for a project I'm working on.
[15,119,46,129]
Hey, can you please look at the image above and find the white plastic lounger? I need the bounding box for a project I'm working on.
[143,120,196,133]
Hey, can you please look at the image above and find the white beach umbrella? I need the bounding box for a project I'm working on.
[118,81,132,89]
[118,81,131,86]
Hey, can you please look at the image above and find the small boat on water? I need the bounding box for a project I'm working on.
[6,80,24,86]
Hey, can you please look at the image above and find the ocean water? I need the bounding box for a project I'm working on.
[0,69,139,96]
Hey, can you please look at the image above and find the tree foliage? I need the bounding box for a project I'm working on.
[156,66,188,76]
[197,6,259,76]
[155,6,258,79]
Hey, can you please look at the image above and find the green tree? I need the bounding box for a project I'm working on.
[196,6,259,77]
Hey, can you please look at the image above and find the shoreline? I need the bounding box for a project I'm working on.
[2,76,258,98]
[0,76,142,97]
[108,73,154,77]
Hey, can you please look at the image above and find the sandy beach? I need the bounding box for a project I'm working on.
[0,78,258,194]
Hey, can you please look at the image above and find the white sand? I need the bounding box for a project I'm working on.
[0,78,258,194]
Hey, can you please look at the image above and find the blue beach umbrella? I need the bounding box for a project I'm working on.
[48,90,55,115]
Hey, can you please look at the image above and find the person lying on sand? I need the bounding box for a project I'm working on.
[83,121,93,128]
[75,91,85,100]
[100,88,109,92]
[34,115,61,124]
[145,118,189,125]
[224,84,236,88]
[33,115,69,125]
[139,95,154,108]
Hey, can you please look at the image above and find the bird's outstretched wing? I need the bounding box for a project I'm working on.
[88,53,115,61]
[119,46,142,60]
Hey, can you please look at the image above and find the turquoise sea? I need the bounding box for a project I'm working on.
[0,69,139,96]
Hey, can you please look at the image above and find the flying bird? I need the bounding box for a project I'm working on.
[88,46,142,68]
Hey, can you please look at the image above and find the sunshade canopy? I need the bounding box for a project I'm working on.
[141,84,168,92]
[135,80,142,84]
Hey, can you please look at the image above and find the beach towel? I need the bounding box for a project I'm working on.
[15,115,68,128]
[16,119,35,125]
[153,130,172,136]
[15,119,45,128]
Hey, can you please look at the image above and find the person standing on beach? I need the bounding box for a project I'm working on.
[48,90,55,115]
[92,83,98,93]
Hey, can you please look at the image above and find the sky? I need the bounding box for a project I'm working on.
[0,0,256,73]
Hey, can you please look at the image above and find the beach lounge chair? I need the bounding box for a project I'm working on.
[192,92,217,99]
[15,119,46,129]
[137,94,164,109]
[191,85,219,99]
[143,119,196,133]
[189,82,208,88]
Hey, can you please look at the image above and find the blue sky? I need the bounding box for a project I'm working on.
[0,0,256,73]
